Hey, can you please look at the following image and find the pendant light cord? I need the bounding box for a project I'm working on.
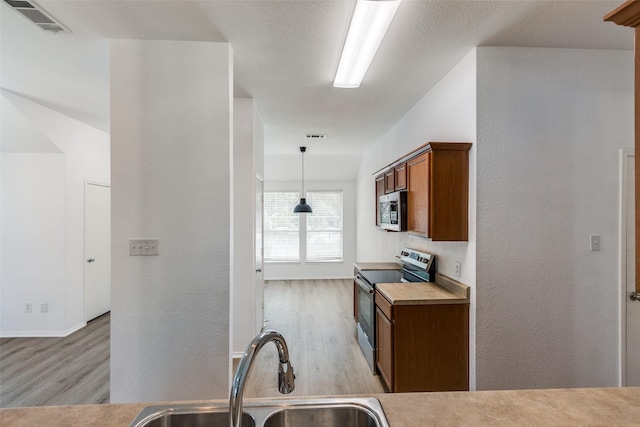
[301,150,305,197]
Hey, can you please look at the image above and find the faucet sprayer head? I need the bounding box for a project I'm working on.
[278,361,296,394]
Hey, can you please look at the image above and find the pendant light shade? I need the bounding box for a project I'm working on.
[294,147,312,213]
[294,198,312,213]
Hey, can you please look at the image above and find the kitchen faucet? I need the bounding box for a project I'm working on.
[229,329,295,427]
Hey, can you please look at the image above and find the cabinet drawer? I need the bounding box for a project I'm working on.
[375,291,393,320]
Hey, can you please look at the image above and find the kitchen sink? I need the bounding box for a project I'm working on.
[129,397,389,427]
[263,405,380,427]
[129,405,256,427]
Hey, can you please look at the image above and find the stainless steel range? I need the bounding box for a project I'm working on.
[354,248,436,373]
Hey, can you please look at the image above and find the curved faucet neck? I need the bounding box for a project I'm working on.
[230,330,295,427]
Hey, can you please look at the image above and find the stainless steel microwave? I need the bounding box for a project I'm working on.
[379,190,407,231]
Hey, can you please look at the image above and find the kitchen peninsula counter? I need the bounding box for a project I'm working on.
[2,387,639,426]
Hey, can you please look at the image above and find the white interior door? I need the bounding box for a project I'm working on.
[85,182,111,322]
[255,175,264,334]
[625,154,640,386]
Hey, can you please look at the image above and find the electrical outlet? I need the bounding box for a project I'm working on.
[129,239,159,256]
[455,262,462,277]
[41,303,48,313]
[25,303,32,313]
[590,234,601,251]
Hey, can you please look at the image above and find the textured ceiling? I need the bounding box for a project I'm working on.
[6,0,634,157]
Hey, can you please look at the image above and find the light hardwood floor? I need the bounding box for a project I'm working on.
[241,279,385,398]
[0,279,383,408]
[0,313,110,408]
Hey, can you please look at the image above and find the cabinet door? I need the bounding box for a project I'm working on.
[376,307,394,391]
[406,153,429,236]
[429,147,470,241]
[375,175,385,226]
[395,163,407,190]
[384,170,395,194]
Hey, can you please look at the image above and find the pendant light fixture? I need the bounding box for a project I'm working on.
[294,146,312,213]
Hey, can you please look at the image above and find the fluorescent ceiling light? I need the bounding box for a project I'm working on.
[334,0,401,88]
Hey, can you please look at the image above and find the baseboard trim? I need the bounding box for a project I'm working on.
[0,322,86,338]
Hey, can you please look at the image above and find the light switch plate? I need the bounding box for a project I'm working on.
[590,234,600,252]
[129,239,159,256]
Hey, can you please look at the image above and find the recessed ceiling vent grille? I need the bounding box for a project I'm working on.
[306,134,326,139]
[3,0,69,33]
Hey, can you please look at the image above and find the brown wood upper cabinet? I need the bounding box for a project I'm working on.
[394,162,407,190]
[406,142,471,240]
[375,175,385,226]
[375,142,471,237]
[379,163,408,197]
[384,169,395,194]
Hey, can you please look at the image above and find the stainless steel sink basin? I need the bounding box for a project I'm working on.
[263,405,380,427]
[129,405,256,427]
[130,397,389,427]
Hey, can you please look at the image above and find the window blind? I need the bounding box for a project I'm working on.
[306,191,343,261]
[264,191,299,261]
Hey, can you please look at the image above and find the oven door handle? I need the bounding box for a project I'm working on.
[355,275,374,294]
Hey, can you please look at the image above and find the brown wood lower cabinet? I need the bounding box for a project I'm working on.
[375,291,469,392]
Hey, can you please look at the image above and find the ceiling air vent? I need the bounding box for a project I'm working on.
[306,134,326,139]
[3,0,69,33]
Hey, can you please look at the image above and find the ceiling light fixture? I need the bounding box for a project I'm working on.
[333,0,401,88]
[294,147,312,213]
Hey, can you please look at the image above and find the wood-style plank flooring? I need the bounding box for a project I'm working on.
[0,279,383,408]
[0,313,110,408]
[241,279,385,398]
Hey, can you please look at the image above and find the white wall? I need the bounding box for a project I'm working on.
[1,154,65,334]
[0,97,66,336]
[1,4,111,337]
[232,98,265,354]
[1,2,110,132]
[110,40,233,403]
[265,153,362,182]
[2,0,111,336]
[1,91,110,336]
[264,180,357,280]
[475,47,633,390]
[355,49,478,387]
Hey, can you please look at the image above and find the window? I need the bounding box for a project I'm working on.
[264,190,344,263]
[264,191,299,261]
[306,191,343,262]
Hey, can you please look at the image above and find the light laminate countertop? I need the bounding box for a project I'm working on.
[376,281,468,305]
[376,273,470,305]
[1,388,639,426]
